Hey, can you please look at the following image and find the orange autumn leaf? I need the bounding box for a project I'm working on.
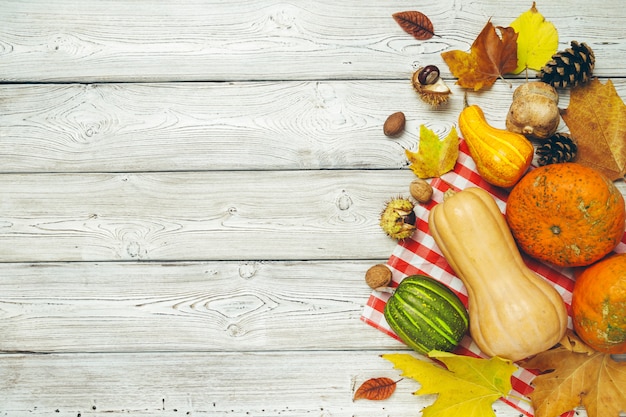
[353,377,399,401]
[561,78,626,180]
[521,332,626,417]
[441,21,518,91]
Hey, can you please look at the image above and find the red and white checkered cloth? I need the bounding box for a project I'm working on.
[361,140,626,417]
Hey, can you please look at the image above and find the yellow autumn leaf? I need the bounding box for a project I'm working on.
[383,351,518,417]
[510,2,558,74]
[405,125,459,178]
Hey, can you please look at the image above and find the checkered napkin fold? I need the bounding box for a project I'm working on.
[361,140,626,417]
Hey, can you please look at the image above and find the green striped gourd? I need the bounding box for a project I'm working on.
[384,275,469,355]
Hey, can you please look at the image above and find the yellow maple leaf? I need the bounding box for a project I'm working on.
[405,125,459,178]
[510,2,558,74]
[383,351,518,417]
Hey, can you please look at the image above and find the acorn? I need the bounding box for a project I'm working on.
[412,65,451,107]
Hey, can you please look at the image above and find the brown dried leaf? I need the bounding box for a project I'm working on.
[441,21,518,91]
[353,377,399,401]
[559,330,597,355]
[521,332,626,417]
[561,78,626,180]
[393,11,435,40]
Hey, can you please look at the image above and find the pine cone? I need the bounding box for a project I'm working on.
[536,133,578,166]
[539,41,595,89]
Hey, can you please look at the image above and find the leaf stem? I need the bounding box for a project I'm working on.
[503,394,532,405]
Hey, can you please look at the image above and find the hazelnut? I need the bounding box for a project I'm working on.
[383,112,406,137]
[365,264,392,290]
[409,178,433,203]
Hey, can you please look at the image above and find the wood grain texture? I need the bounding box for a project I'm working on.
[0,170,409,261]
[0,261,403,353]
[0,0,624,82]
[1,1,625,416]
[0,351,535,417]
[2,79,625,173]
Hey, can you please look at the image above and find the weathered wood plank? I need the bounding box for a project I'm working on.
[0,351,584,417]
[0,261,402,353]
[0,0,624,82]
[0,170,412,262]
[2,79,625,173]
[0,80,422,173]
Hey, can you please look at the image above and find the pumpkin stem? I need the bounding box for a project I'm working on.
[440,180,458,201]
[443,188,457,201]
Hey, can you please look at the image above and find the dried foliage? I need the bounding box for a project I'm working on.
[392,11,435,40]
[405,125,459,178]
[353,377,399,401]
[384,351,517,417]
[521,332,626,417]
[441,21,518,91]
[509,2,558,74]
[560,78,626,180]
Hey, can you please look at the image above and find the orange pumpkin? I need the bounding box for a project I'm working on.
[505,163,625,267]
[572,253,626,354]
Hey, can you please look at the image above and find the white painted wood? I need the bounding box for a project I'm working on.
[0,0,624,82]
[1,0,625,416]
[0,351,588,417]
[1,80,625,173]
[0,261,404,353]
[0,170,409,261]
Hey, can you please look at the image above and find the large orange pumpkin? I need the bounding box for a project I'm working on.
[572,253,626,354]
[505,163,625,267]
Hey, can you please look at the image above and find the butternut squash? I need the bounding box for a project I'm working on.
[428,187,568,361]
[458,105,534,188]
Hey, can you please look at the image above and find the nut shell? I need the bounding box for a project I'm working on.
[411,70,451,107]
[365,264,392,289]
[383,112,406,137]
[409,179,433,203]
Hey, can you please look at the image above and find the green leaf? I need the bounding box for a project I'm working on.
[383,351,517,417]
[510,2,558,74]
[405,125,459,178]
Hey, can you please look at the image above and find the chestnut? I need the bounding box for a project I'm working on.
[417,65,440,85]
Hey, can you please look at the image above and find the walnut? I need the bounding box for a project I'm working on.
[364,264,392,290]
[409,178,433,203]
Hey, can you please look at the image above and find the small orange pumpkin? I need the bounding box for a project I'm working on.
[505,163,625,267]
[572,253,626,354]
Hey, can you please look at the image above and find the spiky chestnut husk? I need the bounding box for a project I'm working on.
[412,68,451,107]
[380,197,417,240]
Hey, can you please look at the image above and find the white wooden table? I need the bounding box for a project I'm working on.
[1,1,624,416]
